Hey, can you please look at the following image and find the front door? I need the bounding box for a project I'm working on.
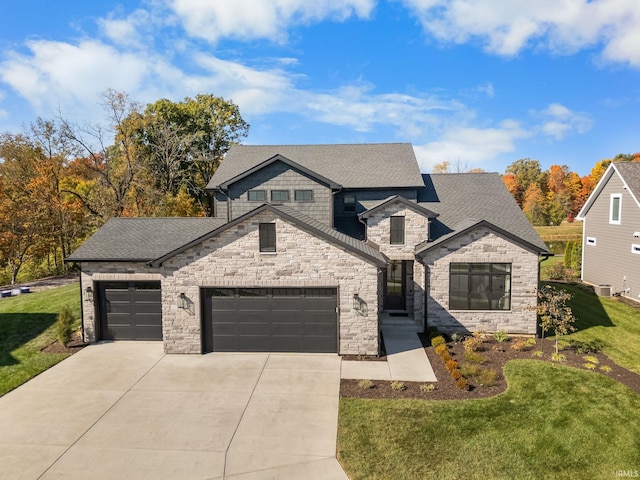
[384,260,406,310]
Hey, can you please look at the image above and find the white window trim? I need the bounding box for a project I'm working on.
[586,237,597,246]
[632,244,640,255]
[610,193,622,225]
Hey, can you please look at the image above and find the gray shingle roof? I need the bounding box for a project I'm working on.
[359,195,438,219]
[207,143,425,190]
[66,217,227,262]
[417,173,549,253]
[615,162,640,203]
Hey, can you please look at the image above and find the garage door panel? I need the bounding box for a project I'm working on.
[99,282,162,341]
[203,287,337,353]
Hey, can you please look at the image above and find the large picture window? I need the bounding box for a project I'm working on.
[449,263,511,310]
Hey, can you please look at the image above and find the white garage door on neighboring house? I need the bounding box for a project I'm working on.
[201,287,338,353]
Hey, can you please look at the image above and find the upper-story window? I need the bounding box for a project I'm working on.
[294,190,314,202]
[259,223,276,252]
[610,194,621,224]
[271,190,290,202]
[344,193,356,212]
[390,216,405,245]
[248,190,266,202]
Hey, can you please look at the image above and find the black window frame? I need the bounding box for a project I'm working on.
[294,189,314,202]
[259,223,276,252]
[248,189,267,202]
[271,190,290,202]
[343,193,356,212]
[449,263,511,311]
[390,216,405,245]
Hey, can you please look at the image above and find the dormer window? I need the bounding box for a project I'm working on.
[344,193,356,212]
[248,190,266,202]
[271,190,290,202]
[390,216,405,245]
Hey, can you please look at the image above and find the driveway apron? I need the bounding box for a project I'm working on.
[0,343,348,479]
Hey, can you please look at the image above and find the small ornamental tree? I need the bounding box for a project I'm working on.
[538,285,576,354]
[56,305,75,347]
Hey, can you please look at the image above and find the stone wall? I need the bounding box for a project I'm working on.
[80,211,382,355]
[419,227,539,334]
[365,203,429,260]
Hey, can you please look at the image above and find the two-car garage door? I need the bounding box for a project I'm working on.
[202,287,338,353]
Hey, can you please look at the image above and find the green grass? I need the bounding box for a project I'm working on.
[0,283,80,396]
[338,360,640,480]
[544,281,640,374]
[534,222,582,241]
[540,255,565,280]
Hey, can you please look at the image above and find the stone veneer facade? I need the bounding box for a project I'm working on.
[365,202,429,324]
[418,227,539,334]
[80,211,381,355]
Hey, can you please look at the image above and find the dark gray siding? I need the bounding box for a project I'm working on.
[213,191,228,219]
[227,161,332,224]
[582,173,640,301]
[334,188,418,239]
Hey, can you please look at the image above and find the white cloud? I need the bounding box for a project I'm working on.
[532,102,593,140]
[1,40,149,113]
[98,9,154,48]
[400,0,640,67]
[167,0,375,43]
[414,119,530,171]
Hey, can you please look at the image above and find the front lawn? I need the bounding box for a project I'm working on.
[546,281,640,374]
[0,283,80,396]
[338,360,640,479]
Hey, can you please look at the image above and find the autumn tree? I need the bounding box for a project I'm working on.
[505,158,544,206]
[60,89,145,220]
[129,94,250,215]
[522,182,547,225]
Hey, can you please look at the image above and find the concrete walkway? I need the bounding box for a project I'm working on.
[341,328,437,382]
[0,343,348,479]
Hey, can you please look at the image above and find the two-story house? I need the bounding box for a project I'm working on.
[67,143,549,355]
[576,162,640,302]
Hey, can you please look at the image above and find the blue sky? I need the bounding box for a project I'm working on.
[1,0,639,176]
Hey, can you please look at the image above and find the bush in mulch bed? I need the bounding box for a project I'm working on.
[340,333,640,401]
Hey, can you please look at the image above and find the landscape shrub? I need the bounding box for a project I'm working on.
[463,334,484,352]
[445,359,459,372]
[434,344,448,356]
[420,384,436,393]
[440,350,452,363]
[450,369,462,380]
[493,331,509,343]
[56,305,75,347]
[450,332,466,343]
[477,368,499,386]
[391,381,406,391]
[456,378,470,390]
[357,379,375,389]
[565,338,606,354]
[463,351,487,364]
[511,338,537,351]
[431,336,446,348]
[460,364,480,377]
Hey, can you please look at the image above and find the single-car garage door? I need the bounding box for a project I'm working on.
[98,281,163,340]
[202,287,338,353]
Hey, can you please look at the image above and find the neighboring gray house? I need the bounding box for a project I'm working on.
[576,162,640,302]
[67,143,549,355]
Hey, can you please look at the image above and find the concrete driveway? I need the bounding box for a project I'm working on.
[0,342,348,479]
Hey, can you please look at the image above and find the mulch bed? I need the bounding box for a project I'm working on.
[42,331,88,354]
[341,334,640,400]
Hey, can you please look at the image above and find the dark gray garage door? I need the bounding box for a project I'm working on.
[202,287,338,353]
[98,281,162,340]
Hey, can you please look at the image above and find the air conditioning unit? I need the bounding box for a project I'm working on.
[595,285,611,297]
